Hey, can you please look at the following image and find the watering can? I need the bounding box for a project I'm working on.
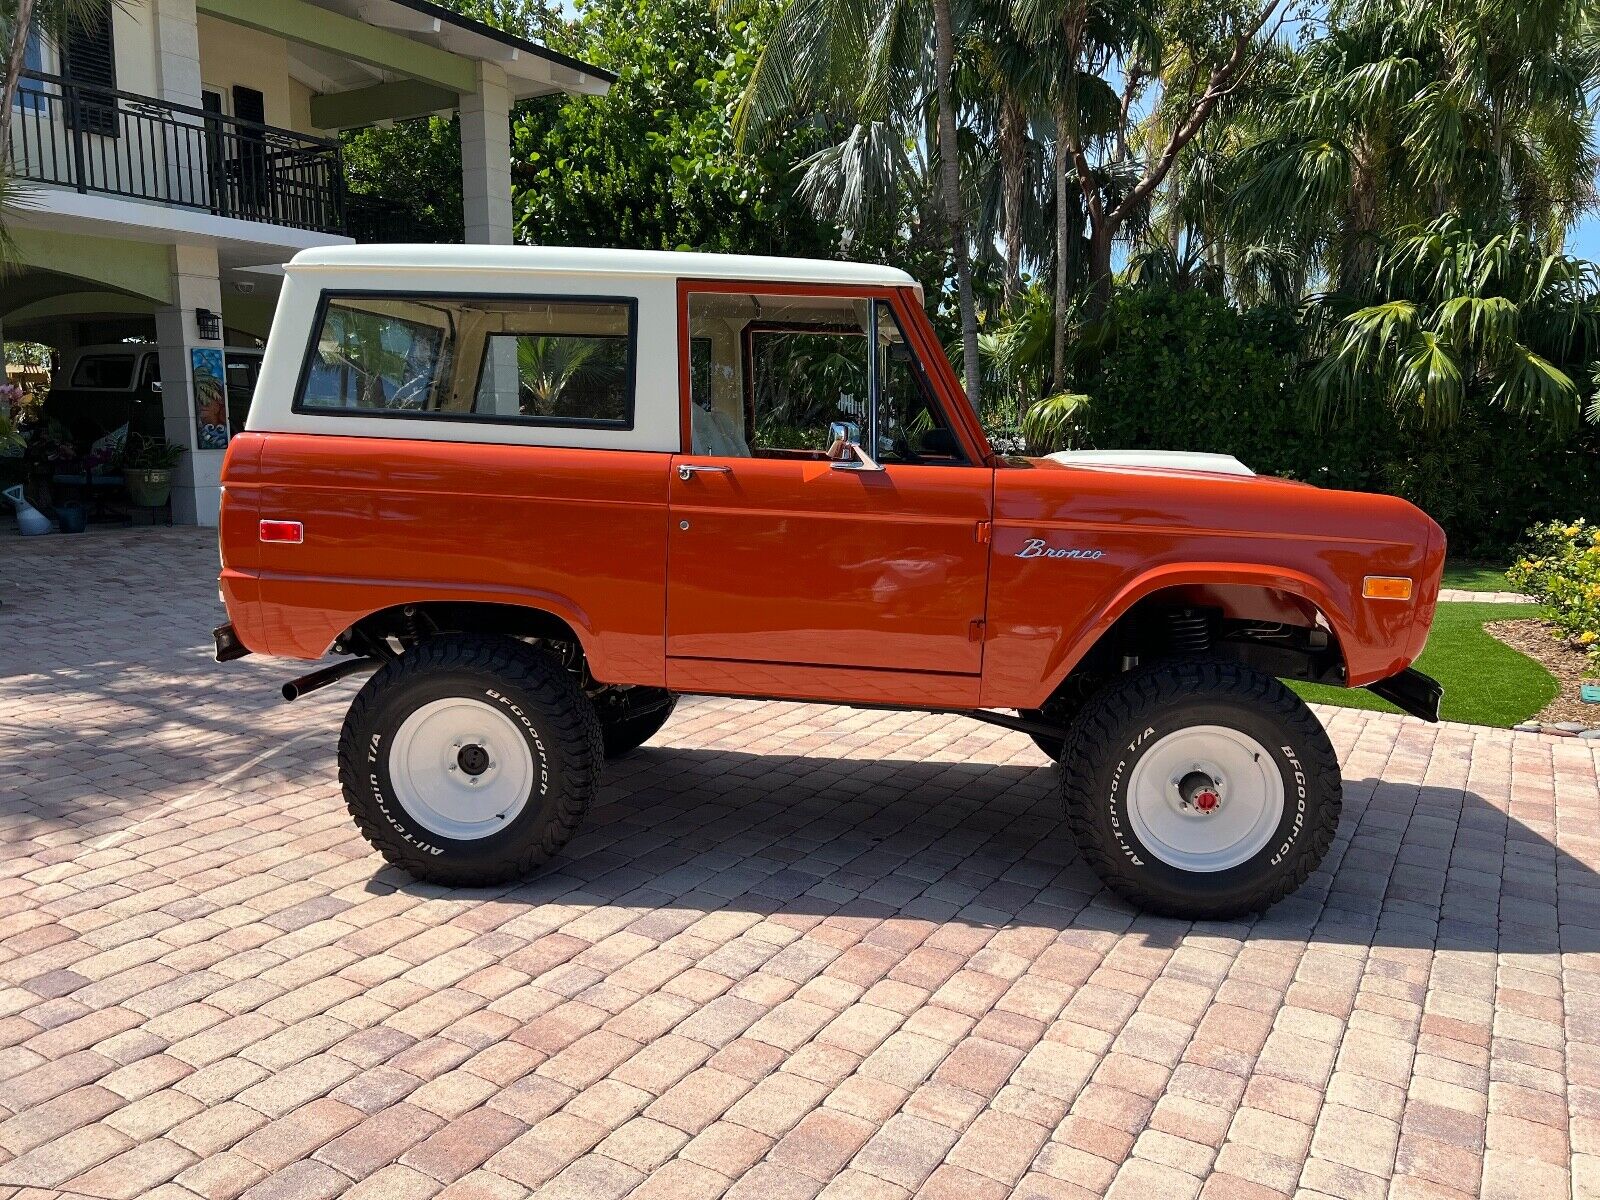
[3,484,51,535]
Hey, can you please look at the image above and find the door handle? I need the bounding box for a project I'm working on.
[678,464,732,481]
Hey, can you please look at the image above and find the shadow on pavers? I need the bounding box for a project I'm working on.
[369,746,1599,956]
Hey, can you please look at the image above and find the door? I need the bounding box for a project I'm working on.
[667,284,994,689]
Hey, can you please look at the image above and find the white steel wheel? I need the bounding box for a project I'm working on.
[388,697,537,841]
[1124,724,1285,873]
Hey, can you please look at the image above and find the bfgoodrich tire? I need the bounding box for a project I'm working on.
[337,633,603,885]
[598,690,678,758]
[1061,661,1341,919]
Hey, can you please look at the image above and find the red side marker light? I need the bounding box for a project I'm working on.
[259,520,303,544]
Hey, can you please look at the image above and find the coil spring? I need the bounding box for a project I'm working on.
[1168,610,1211,656]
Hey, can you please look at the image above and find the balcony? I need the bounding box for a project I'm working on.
[9,69,346,236]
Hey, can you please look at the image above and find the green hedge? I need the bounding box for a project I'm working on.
[1064,289,1600,555]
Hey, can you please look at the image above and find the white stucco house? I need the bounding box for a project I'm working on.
[3,0,612,523]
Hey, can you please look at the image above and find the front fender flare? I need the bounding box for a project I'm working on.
[1032,561,1357,706]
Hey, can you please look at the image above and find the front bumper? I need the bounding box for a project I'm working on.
[1365,667,1443,722]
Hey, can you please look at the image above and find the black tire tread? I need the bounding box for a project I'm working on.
[337,633,603,885]
[1060,660,1342,919]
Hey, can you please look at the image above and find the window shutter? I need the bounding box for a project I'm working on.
[231,86,265,126]
[231,86,268,211]
[62,0,117,137]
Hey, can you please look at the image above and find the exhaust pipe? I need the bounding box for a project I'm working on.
[282,657,378,702]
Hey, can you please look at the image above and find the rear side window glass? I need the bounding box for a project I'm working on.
[296,294,637,429]
[70,354,135,389]
[474,302,632,424]
[299,298,451,413]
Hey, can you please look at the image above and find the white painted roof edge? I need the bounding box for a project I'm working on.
[286,244,920,290]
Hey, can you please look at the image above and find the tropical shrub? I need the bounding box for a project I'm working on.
[1033,288,1388,490]
[1508,521,1600,662]
[1012,287,1600,555]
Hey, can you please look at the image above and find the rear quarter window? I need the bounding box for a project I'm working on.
[295,293,637,429]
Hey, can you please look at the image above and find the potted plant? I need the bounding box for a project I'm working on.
[123,435,185,508]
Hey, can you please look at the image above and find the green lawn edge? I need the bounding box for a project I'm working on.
[1441,559,1512,592]
[1292,602,1557,728]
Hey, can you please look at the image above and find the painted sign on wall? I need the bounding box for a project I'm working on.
[191,347,228,449]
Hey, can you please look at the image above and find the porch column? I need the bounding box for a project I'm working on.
[460,61,513,245]
[154,244,226,526]
[153,0,209,208]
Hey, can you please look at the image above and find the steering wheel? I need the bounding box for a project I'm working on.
[890,427,923,465]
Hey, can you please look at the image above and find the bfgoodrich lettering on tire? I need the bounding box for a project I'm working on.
[337,633,603,885]
[1061,661,1341,919]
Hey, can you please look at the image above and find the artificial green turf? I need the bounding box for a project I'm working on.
[1441,559,1513,591]
[1291,602,1558,728]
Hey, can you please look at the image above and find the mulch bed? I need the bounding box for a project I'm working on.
[1486,617,1600,727]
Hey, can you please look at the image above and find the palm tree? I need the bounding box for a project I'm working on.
[733,0,983,408]
[1015,0,1285,321]
[1307,216,1600,431]
[963,0,1054,311]
[1222,0,1600,298]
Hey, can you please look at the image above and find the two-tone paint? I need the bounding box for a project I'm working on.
[219,249,1443,714]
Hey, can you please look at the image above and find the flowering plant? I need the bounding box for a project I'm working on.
[1508,520,1600,663]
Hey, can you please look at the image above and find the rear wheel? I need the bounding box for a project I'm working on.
[337,633,602,885]
[1060,661,1341,918]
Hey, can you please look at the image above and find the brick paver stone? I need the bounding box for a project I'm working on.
[1,527,1596,1198]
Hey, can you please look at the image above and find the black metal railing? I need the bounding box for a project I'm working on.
[9,69,346,235]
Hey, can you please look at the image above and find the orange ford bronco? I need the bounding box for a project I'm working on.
[214,245,1445,918]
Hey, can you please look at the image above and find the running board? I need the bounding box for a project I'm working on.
[1365,667,1443,723]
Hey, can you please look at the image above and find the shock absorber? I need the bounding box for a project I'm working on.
[1168,609,1211,656]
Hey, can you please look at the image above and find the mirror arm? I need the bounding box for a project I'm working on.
[831,441,884,472]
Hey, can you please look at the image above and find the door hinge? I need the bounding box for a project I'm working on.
[975,520,992,544]
[968,618,986,642]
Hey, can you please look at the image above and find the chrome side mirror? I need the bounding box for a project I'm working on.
[828,420,884,472]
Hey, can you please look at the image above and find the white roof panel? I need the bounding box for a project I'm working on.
[286,244,920,290]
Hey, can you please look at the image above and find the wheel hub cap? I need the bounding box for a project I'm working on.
[456,743,491,776]
[1126,726,1284,873]
[389,698,535,841]
[1177,769,1222,814]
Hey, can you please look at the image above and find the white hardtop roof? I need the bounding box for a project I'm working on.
[286,244,920,291]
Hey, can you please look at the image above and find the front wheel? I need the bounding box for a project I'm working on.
[1061,661,1341,919]
[337,633,603,885]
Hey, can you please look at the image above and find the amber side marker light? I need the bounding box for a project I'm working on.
[259,520,304,544]
[1363,576,1413,601]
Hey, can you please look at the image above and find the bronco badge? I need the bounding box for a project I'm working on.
[1016,538,1104,560]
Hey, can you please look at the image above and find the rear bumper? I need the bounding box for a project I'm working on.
[213,623,251,663]
[1365,667,1442,722]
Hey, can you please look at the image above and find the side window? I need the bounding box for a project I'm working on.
[295,294,637,428]
[687,291,869,458]
[299,298,452,413]
[685,290,964,463]
[874,305,964,464]
[70,354,135,389]
[473,301,632,424]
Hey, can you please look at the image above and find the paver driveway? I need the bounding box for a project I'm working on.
[2,527,1598,1200]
